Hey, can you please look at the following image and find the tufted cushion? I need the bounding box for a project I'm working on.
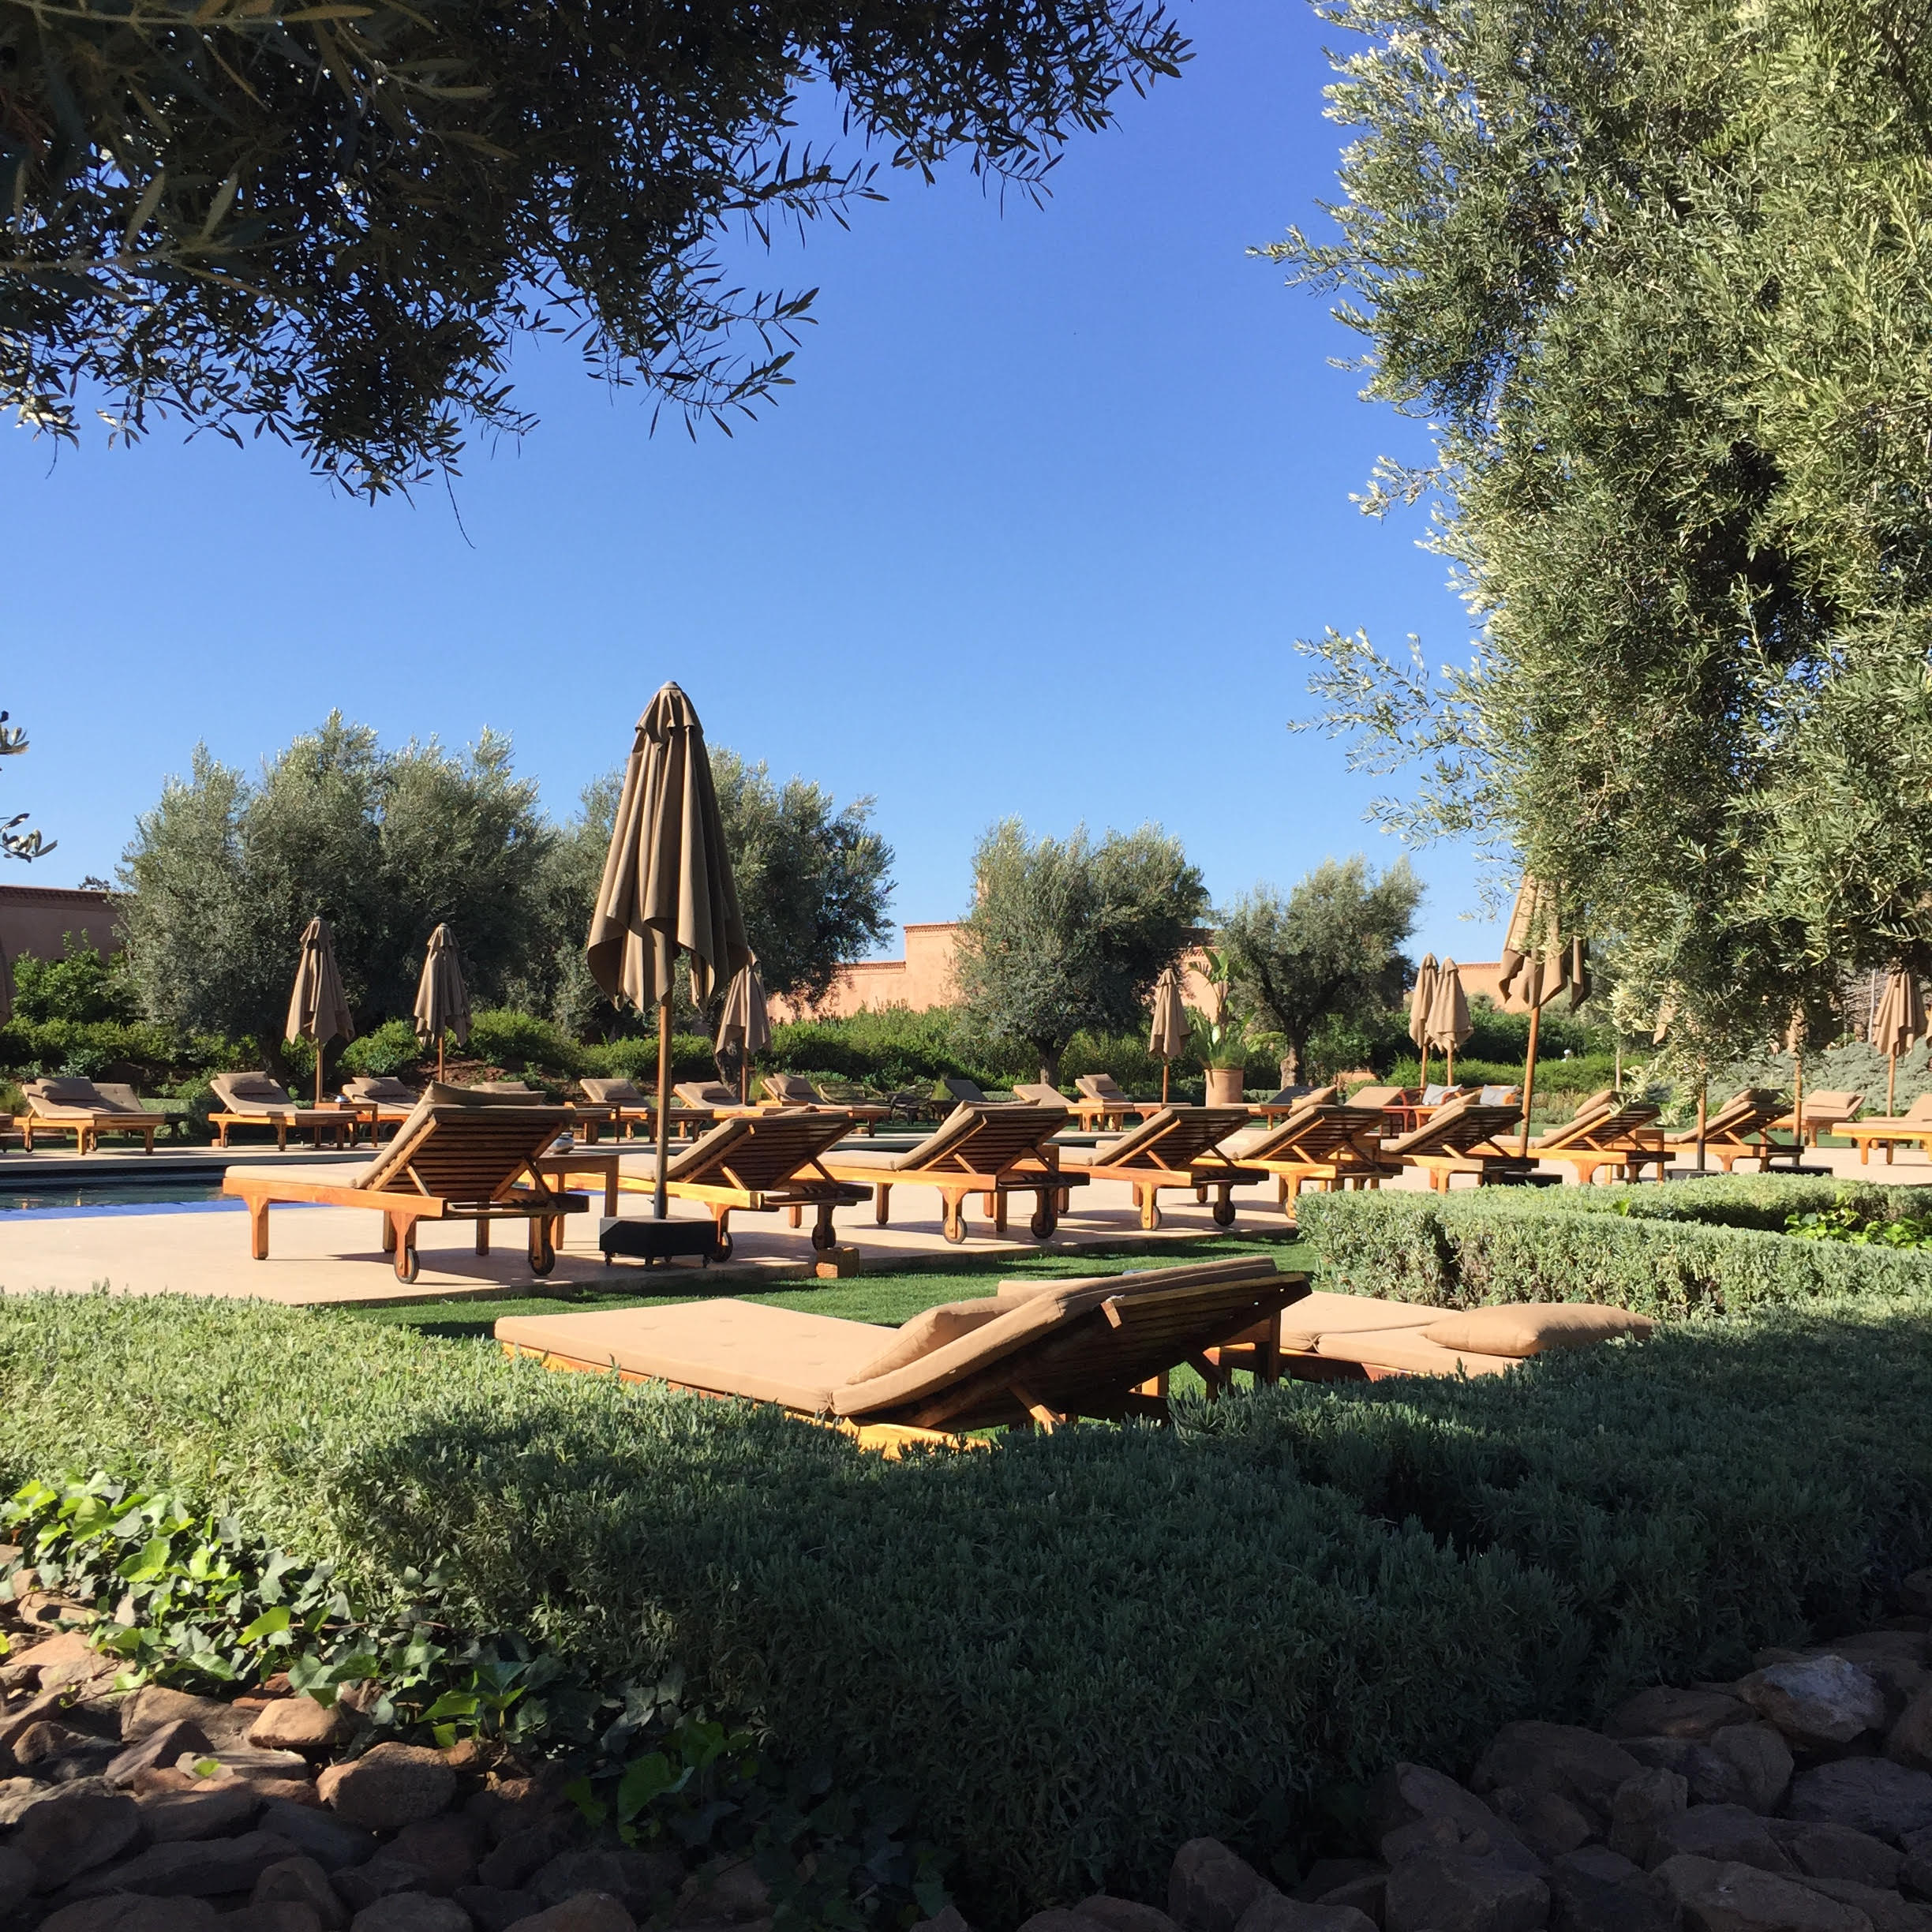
[1420,1302,1655,1358]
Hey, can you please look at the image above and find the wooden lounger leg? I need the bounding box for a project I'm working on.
[1137,1185,1159,1232]
[381,1212,398,1253]
[477,1218,490,1255]
[788,1205,803,1229]
[1007,1382,1062,1432]
[528,1215,555,1275]
[395,1217,421,1283]
[1186,1351,1228,1400]
[993,1192,1009,1234]
[942,1192,965,1244]
[249,1200,270,1261]
[875,1185,892,1226]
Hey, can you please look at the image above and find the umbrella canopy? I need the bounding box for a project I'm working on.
[1874,970,1925,1063]
[715,957,771,1060]
[414,924,471,1080]
[286,916,354,1106]
[1148,966,1189,1062]
[1408,954,1440,1051]
[286,917,354,1050]
[587,683,750,1013]
[1424,959,1472,1056]
[1497,874,1591,1012]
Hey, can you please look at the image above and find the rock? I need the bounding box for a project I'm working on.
[1608,1690,1754,1742]
[186,1750,312,1786]
[1889,1691,1932,1774]
[1608,1769,1690,1866]
[0,1775,56,1825]
[530,1852,680,1922]
[1170,1841,1275,1932]
[476,1823,578,1893]
[1741,1661,1889,1752]
[910,1912,973,1932]
[347,1895,473,1932]
[0,1844,39,1915]
[248,1702,353,1755]
[334,1859,435,1914]
[1648,1806,1795,1875]
[318,1747,455,1832]
[387,1817,486,1895]
[1710,1727,1795,1814]
[1473,1724,1644,1814]
[454,1889,544,1932]
[1230,1898,1376,1932]
[1076,1896,1185,1932]
[465,1781,570,1848]
[119,1689,252,1750]
[78,1829,302,1898]
[1383,1849,1548,1932]
[227,1907,327,1932]
[15,1721,99,1765]
[672,1859,770,1927]
[1380,1815,1465,1866]
[1545,1846,1679,1932]
[1656,1853,1874,1930]
[107,1720,217,1790]
[256,1855,351,1931]
[13,1790,144,1885]
[1369,1765,1503,1842]
[99,1904,222,1932]
[13,1631,103,1688]
[140,1783,265,1841]
[1901,1846,1932,1902]
[257,1802,378,1873]
[39,1903,152,1932]
[1792,1878,1932,1932]
[1820,1637,1930,1667]
[502,1897,635,1932]
[1016,1919,1090,1932]
[1857,1661,1930,1724]
[1305,1880,1383,1929]
[1792,1762,1932,1844]
[1774,1825,1904,1889]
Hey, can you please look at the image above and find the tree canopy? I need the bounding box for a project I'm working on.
[1272,0,1932,1050]
[955,818,1206,1084]
[1217,856,1420,1082]
[118,715,549,1051]
[2,0,1186,494]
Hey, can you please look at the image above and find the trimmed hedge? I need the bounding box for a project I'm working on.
[1294,1178,1932,1316]
[6,1286,1932,1912]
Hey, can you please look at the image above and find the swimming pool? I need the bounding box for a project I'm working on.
[0,1182,238,1215]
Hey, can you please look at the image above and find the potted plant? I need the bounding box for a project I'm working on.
[1188,952,1251,1106]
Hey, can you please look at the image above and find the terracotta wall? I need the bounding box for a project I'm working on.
[0,885,118,966]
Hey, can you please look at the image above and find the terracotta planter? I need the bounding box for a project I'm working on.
[1204,1068,1245,1106]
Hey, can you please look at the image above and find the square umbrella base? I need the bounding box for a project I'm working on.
[600,1217,722,1267]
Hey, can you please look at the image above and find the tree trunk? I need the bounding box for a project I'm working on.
[1039,1047,1063,1088]
[1280,1055,1296,1091]
[1282,1038,1302,1084]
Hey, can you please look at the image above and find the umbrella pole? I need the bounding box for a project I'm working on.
[1696,1072,1709,1173]
[1518,1005,1541,1158]
[437,1038,446,1084]
[1420,1046,1431,1090]
[1162,1061,1170,1105]
[654,994,673,1221]
[1890,1050,1900,1117]
[1446,1045,1455,1086]
[316,1043,324,1109]
[741,1054,751,1106]
[1791,1047,1804,1161]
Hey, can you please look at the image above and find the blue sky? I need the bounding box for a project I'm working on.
[1,0,1508,966]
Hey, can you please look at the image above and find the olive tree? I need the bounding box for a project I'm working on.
[955,819,1207,1085]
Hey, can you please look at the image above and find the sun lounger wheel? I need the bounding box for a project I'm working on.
[714,1228,734,1260]
[1030,1202,1057,1238]
[1211,1200,1236,1227]
[529,1219,556,1276]
[811,1219,835,1251]
[394,1245,420,1284]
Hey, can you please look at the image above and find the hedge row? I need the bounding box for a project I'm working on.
[5,1284,1932,1915]
[1294,1178,1932,1315]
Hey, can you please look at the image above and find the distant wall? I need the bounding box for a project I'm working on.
[0,885,118,966]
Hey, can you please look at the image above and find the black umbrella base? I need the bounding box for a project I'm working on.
[600,1217,722,1267]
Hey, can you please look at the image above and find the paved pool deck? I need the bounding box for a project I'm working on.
[0,1137,1922,1308]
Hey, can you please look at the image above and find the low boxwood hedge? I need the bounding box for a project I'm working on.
[3,1282,1931,1915]
[1295,1177,1932,1315]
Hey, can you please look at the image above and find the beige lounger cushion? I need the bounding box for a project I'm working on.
[1276,1291,1442,1351]
[672,1081,735,1107]
[500,1300,897,1414]
[212,1073,298,1114]
[1312,1329,1522,1377]
[826,1102,1064,1174]
[356,1084,566,1192]
[1420,1303,1655,1357]
[764,1074,818,1103]
[344,1076,419,1105]
[92,1083,151,1115]
[36,1076,105,1106]
[1013,1083,1069,1106]
[848,1301,1009,1383]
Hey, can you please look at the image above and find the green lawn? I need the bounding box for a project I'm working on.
[345,1229,1307,1340]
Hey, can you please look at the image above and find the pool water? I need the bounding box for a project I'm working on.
[0,1185,236,1215]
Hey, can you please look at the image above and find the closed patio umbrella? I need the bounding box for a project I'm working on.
[715,957,771,1104]
[1148,965,1188,1104]
[587,683,750,1220]
[1874,968,1925,1116]
[1497,874,1590,1155]
[286,916,354,1106]
[1425,958,1472,1086]
[1409,954,1440,1088]
[414,924,471,1084]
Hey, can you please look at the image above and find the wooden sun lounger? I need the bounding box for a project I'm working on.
[1766,1089,1866,1147]
[1529,1102,1666,1185]
[17,1079,165,1153]
[1222,1102,1398,1207]
[1058,1106,1264,1230]
[221,1098,589,1282]
[1841,1094,1932,1165]
[208,1072,370,1151]
[761,1074,892,1133]
[581,1109,872,1258]
[820,1102,1087,1243]
[1383,1098,1530,1190]
[1246,1084,1339,1125]
[1073,1074,1159,1129]
[496,1254,1309,1445]
[1662,1089,1793,1172]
